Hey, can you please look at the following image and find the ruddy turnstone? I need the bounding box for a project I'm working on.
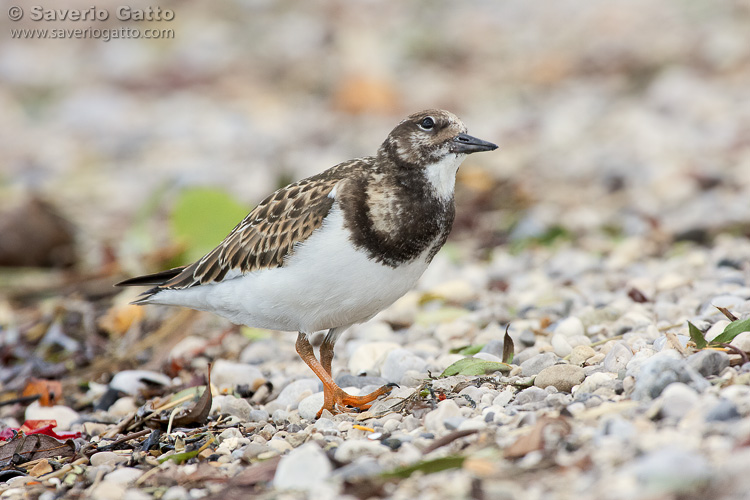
[117,109,497,417]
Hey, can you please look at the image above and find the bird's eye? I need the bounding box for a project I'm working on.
[419,117,435,131]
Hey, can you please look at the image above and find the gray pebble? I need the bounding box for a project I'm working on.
[687,349,729,377]
[520,352,558,376]
[380,348,427,384]
[335,374,389,389]
[632,355,709,401]
[705,399,741,422]
[273,443,332,491]
[513,386,547,405]
[480,339,505,358]
[275,379,320,409]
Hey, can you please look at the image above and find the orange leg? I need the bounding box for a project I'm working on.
[295,333,395,418]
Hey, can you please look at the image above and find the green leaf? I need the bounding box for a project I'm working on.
[171,187,249,263]
[158,448,201,464]
[711,318,750,345]
[381,456,466,479]
[688,321,707,349]
[440,357,511,377]
[456,344,484,356]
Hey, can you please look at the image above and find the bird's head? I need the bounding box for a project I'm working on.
[378,109,497,167]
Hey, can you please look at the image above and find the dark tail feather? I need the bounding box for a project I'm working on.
[115,266,187,287]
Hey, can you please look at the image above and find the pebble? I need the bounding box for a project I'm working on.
[162,486,189,500]
[90,451,129,467]
[275,379,320,409]
[25,402,79,431]
[602,342,633,373]
[212,395,252,421]
[632,354,710,400]
[298,392,325,420]
[109,370,172,395]
[534,364,585,392]
[520,352,558,376]
[569,345,596,365]
[628,447,710,493]
[348,342,400,374]
[273,443,332,491]
[687,349,729,377]
[380,348,427,384]
[212,359,264,390]
[658,383,700,419]
[424,399,461,432]
[334,440,390,463]
[103,467,144,485]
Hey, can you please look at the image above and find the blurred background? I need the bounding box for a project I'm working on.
[2,0,749,276]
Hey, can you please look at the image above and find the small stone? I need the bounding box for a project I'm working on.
[577,372,617,394]
[554,317,585,337]
[550,334,573,357]
[25,402,79,431]
[348,342,400,374]
[272,409,289,425]
[653,334,690,351]
[424,399,461,432]
[520,352,558,376]
[162,485,189,500]
[380,349,427,384]
[333,440,390,463]
[632,354,710,401]
[298,392,325,420]
[90,452,128,467]
[123,490,151,500]
[513,386,547,405]
[240,339,280,364]
[603,342,633,373]
[704,399,741,422]
[273,443,332,491]
[88,482,126,500]
[275,379,320,409]
[212,395,252,421]
[444,416,467,430]
[268,438,293,453]
[108,397,138,417]
[492,388,514,406]
[687,350,729,377]
[569,345,596,366]
[659,383,699,419]
[628,447,710,493]
[534,365,585,392]
[479,339,505,358]
[248,409,270,422]
[335,374,389,389]
[212,359,264,390]
[242,443,271,461]
[103,467,144,485]
[109,370,172,396]
[333,456,384,481]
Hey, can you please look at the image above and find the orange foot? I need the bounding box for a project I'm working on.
[295,332,397,418]
[318,383,398,418]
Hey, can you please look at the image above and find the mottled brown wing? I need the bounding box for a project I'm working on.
[159,175,341,290]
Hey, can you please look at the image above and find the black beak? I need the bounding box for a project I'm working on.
[451,133,498,154]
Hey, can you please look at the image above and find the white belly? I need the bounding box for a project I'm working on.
[148,206,432,333]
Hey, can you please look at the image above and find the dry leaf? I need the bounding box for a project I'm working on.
[0,433,77,466]
[98,304,145,337]
[28,458,53,477]
[22,379,62,407]
[504,416,571,459]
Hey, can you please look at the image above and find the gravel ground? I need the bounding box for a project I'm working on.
[2,1,750,499]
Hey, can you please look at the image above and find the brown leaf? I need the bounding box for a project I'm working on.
[502,325,515,364]
[152,364,213,429]
[98,304,144,337]
[22,379,62,407]
[0,433,77,466]
[504,416,571,459]
[627,287,649,303]
[28,458,53,477]
[716,306,739,322]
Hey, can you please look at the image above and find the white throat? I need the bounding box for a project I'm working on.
[424,153,465,201]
